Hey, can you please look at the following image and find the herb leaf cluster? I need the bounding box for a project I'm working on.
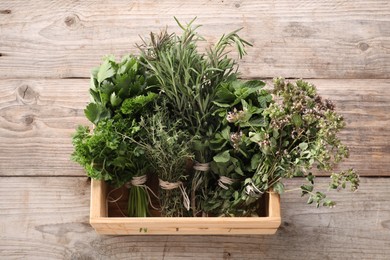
[72,18,359,218]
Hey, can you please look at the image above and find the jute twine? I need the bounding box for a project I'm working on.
[127,175,159,210]
[159,179,190,211]
[125,175,147,188]
[106,175,160,217]
[245,182,264,198]
[218,176,235,190]
[193,162,210,172]
[106,187,127,217]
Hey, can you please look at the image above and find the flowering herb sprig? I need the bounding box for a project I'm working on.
[205,78,359,216]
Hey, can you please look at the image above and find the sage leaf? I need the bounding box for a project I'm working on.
[213,150,231,163]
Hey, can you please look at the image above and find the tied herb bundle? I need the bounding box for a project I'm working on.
[204,78,359,216]
[72,18,360,219]
[134,105,194,217]
[138,18,251,215]
[72,55,159,217]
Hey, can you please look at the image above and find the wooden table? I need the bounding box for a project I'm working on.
[1,1,390,259]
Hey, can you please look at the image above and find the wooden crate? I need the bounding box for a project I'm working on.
[90,179,281,235]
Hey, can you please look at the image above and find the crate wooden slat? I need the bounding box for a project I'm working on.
[90,179,281,235]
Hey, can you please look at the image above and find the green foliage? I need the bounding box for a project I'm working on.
[71,119,146,187]
[138,17,252,214]
[128,186,149,217]
[133,104,194,217]
[72,54,160,217]
[139,17,250,142]
[86,55,158,124]
[72,18,360,219]
[121,92,158,116]
[204,77,359,216]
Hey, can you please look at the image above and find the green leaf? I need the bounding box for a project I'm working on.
[89,89,101,103]
[209,138,227,151]
[323,199,336,207]
[258,94,272,108]
[300,184,313,196]
[214,87,235,104]
[221,126,231,140]
[273,129,279,139]
[306,172,315,184]
[250,154,261,170]
[84,103,110,124]
[292,114,303,127]
[243,80,265,89]
[213,101,232,108]
[249,132,262,143]
[121,92,157,115]
[90,76,97,91]
[97,59,116,84]
[231,80,264,104]
[233,191,239,200]
[118,55,137,74]
[273,182,285,194]
[270,137,277,148]
[299,142,308,151]
[110,93,122,107]
[213,150,231,163]
[240,117,267,128]
[192,139,207,152]
[235,165,244,176]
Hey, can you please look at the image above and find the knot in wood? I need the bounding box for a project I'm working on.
[17,85,38,104]
[23,115,34,125]
[0,10,11,14]
[64,14,79,27]
[358,42,369,51]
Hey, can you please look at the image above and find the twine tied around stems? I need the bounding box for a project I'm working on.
[245,182,264,198]
[125,175,160,210]
[125,175,147,188]
[193,162,210,172]
[218,176,235,190]
[191,161,211,216]
[159,179,190,211]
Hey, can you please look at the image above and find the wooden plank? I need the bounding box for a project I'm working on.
[1,78,389,176]
[267,79,390,176]
[308,79,390,176]
[0,79,90,176]
[0,177,389,259]
[0,0,389,79]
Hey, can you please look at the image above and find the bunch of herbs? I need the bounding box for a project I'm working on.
[72,55,158,217]
[122,103,194,217]
[72,18,360,219]
[204,78,359,216]
[138,18,251,215]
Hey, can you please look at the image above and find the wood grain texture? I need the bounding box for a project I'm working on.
[0,177,389,259]
[1,79,389,176]
[0,0,388,258]
[280,79,390,176]
[0,79,90,176]
[0,0,389,79]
